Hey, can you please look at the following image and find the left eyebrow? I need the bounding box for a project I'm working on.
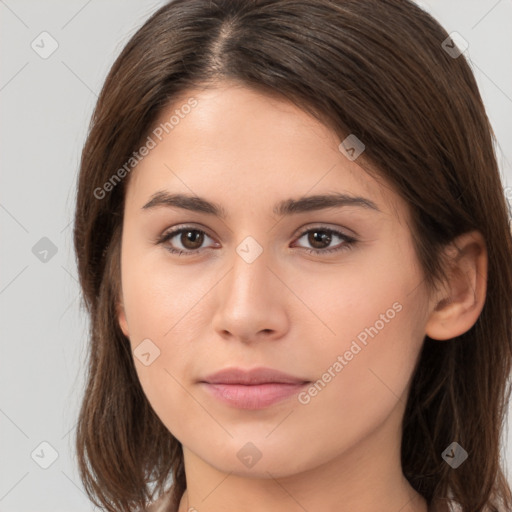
[141,191,381,218]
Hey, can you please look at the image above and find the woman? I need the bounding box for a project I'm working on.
[73,1,512,511]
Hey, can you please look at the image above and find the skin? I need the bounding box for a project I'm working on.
[117,81,487,512]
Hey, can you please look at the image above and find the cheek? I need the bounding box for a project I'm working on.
[297,250,425,405]
[290,292,424,468]
[121,249,208,340]
[122,262,204,437]
[292,256,412,349]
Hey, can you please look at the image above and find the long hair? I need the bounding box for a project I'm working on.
[73,1,512,510]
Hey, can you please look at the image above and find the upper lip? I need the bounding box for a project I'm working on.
[200,367,310,385]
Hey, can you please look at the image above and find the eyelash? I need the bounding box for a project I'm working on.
[156,225,357,257]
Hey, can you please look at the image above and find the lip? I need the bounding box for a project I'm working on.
[201,366,308,385]
[199,367,310,410]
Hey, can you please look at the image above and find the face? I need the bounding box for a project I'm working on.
[117,81,432,479]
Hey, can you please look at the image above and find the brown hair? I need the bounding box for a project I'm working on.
[73,0,512,510]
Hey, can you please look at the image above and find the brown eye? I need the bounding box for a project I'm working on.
[179,230,205,250]
[293,227,357,255]
[158,227,216,256]
[307,230,333,249]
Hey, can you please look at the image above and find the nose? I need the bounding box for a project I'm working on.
[211,243,290,344]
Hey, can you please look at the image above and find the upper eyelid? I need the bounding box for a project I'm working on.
[160,223,356,244]
[295,224,355,238]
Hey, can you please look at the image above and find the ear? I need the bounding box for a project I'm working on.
[425,230,488,340]
[116,297,130,338]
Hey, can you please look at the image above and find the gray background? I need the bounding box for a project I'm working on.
[1,1,511,510]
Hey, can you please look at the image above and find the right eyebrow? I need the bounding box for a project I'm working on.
[141,191,381,218]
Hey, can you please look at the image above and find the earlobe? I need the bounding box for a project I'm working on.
[117,299,130,338]
[425,231,488,341]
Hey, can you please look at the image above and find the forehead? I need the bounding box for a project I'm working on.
[125,82,406,222]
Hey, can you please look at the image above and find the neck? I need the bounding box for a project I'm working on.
[176,401,428,512]
[177,473,427,512]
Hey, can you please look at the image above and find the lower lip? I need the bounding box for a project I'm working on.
[201,382,309,409]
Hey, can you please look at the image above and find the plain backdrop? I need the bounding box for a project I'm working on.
[1,1,511,510]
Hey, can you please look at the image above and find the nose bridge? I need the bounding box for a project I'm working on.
[227,236,273,302]
[212,234,288,340]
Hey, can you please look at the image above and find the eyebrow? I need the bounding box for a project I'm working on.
[141,191,381,218]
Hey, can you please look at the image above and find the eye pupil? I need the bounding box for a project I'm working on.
[182,230,204,249]
[160,226,354,257]
[309,230,331,249]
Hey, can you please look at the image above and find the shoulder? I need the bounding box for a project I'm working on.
[430,498,462,512]
[146,490,176,512]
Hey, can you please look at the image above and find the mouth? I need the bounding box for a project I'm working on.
[199,367,311,409]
